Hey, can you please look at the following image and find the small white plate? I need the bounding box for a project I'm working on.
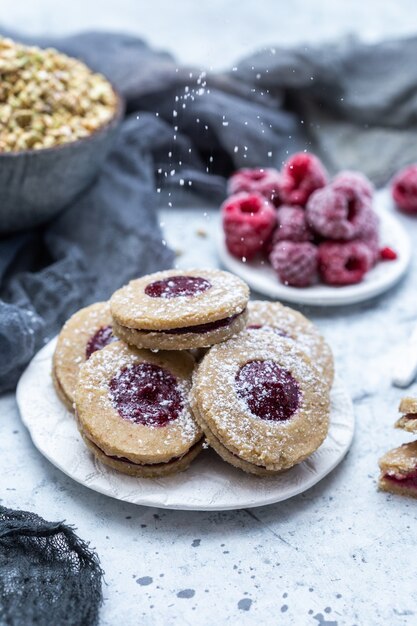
[218,190,411,306]
[17,338,354,511]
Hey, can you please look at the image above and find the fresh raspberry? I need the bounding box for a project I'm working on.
[332,171,374,202]
[228,168,282,205]
[391,165,417,213]
[279,153,328,206]
[380,246,398,261]
[222,192,277,260]
[269,241,318,287]
[318,241,373,286]
[306,185,370,240]
[272,205,314,244]
[357,209,380,265]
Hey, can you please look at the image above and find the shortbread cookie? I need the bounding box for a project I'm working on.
[191,331,330,476]
[247,300,334,388]
[395,397,417,433]
[75,342,203,477]
[53,302,116,410]
[378,441,417,498]
[110,269,249,350]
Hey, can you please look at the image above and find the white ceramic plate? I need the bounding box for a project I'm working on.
[218,190,411,306]
[17,338,354,511]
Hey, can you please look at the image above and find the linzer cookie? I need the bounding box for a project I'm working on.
[190,331,330,476]
[378,441,417,499]
[395,397,417,433]
[53,302,116,411]
[110,269,249,350]
[75,342,203,477]
[246,300,334,388]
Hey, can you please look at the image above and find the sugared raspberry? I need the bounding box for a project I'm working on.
[357,209,380,265]
[222,192,277,260]
[269,241,318,287]
[306,185,370,240]
[228,168,282,205]
[272,205,314,243]
[279,153,328,206]
[380,246,398,261]
[332,171,374,202]
[391,165,417,213]
[318,241,373,286]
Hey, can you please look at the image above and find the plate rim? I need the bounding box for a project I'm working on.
[217,190,411,306]
[16,338,355,511]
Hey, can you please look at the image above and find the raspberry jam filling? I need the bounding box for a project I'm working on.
[145,275,212,298]
[384,468,417,490]
[109,363,183,427]
[154,312,241,335]
[235,359,301,421]
[85,325,115,359]
[247,324,289,338]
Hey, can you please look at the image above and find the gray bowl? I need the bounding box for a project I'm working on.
[0,92,124,233]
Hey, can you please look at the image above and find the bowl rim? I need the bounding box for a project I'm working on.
[0,85,125,158]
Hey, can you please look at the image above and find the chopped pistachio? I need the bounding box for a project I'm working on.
[0,36,118,152]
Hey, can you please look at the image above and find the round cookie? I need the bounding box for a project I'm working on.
[191,331,330,475]
[53,302,116,411]
[75,342,203,477]
[110,269,249,350]
[247,300,334,388]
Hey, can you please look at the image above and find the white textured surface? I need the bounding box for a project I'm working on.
[16,338,354,511]
[2,3,417,625]
[218,190,411,306]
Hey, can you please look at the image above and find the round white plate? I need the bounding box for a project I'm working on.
[17,338,354,511]
[218,189,411,306]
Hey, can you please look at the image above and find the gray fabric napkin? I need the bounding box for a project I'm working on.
[1,29,417,391]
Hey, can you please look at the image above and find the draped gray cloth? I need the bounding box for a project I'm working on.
[1,28,417,391]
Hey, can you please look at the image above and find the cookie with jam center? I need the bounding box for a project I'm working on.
[110,269,249,350]
[191,331,330,475]
[75,341,203,477]
[378,441,417,499]
[395,397,417,433]
[247,300,334,388]
[53,302,117,411]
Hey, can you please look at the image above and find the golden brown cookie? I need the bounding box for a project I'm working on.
[110,269,249,350]
[52,302,116,410]
[247,300,334,388]
[75,342,203,477]
[378,441,417,498]
[395,397,417,433]
[190,330,330,475]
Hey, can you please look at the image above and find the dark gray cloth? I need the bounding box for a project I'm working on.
[0,505,103,625]
[2,29,417,392]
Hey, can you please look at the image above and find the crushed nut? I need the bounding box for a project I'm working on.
[0,37,118,152]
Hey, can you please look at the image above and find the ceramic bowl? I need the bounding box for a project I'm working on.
[0,90,124,233]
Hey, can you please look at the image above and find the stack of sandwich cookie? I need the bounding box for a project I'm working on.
[51,267,334,479]
[75,342,203,477]
[110,269,249,350]
[190,331,330,475]
[378,396,417,498]
[52,302,116,411]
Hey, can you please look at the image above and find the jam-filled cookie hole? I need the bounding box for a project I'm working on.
[145,276,212,299]
[109,363,184,427]
[85,325,115,359]
[235,359,301,422]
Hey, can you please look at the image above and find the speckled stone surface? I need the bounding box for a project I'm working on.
[2,3,417,624]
